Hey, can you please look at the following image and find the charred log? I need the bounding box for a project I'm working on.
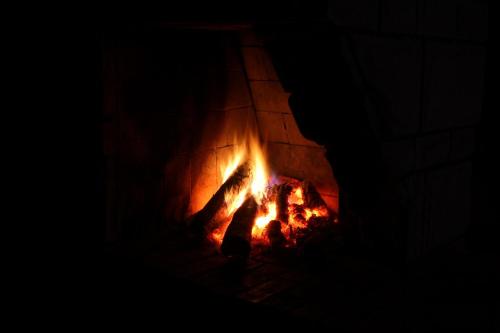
[221,196,258,257]
[265,220,286,248]
[302,181,327,209]
[276,184,292,224]
[290,204,306,224]
[189,162,251,235]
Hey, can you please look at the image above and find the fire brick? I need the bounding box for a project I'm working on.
[250,81,292,113]
[242,47,279,81]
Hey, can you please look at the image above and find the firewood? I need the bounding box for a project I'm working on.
[289,204,306,223]
[188,162,251,235]
[265,220,286,248]
[302,181,327,209]
[221,196,258,257]
[276,184,292,224]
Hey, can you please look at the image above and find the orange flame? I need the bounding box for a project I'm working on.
[219,134,269,212]
[288,187,304,205]
[252,202,276,238]
[221,150,243,183]
[224,185,249,215]
[210,133,331,247]
[248,135,268,204]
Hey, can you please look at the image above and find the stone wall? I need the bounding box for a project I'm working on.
[327,0,487,259]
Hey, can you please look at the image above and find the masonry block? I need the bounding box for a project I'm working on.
[223,70,252,109]
[352,35,421,137]
[216,107,257,148]
[190,149,218,214]
[450,127,476,161]
[224,46,244,71]
[457,0,488,42]
[321,194,339,213]
[215,145,242,186]
[256,111,288,143]
[424,162,472,251]
[267,142,291,178]
[420,0,459,38]
[421,0,488,42]
[423,42,485,131]
[164,193,191,222]
[380,0,417,34]
[283,113,318,147]
[328,0,379,31]
[404,173,426,259]
[380,138,416,178]
[240,30,264,46]
[193,108,226,153]
[241,47,279,81]
[288,145,338,195]
[416,131,450,169]
[250,81,291,113]
[164,153,191,195]
[205,69,252,110]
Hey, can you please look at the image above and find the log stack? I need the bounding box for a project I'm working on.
[265,219,286,248]
[220,196,258,257]
[187,163,338,257]
[188,162,251,236]
[276,184,292,224]
[302,180,327,209]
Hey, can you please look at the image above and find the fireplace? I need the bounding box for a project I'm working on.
[100,3,491,330]
[103,28,340,254]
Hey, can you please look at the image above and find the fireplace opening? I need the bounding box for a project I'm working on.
[100,6,492,330]
[103,28,342,259]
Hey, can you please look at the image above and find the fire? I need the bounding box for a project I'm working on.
[221,150,243,183]
[289,187,304,205]
[219,134,269,213]
[209,224,228,245]
[249,137,268,204]
[210,133,332,248]
[252,202,276,238]
[224,185,249,215]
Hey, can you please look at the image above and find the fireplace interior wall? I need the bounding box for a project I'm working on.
[102,29,338,243]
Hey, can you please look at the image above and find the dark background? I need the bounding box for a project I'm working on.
[98,0,493,258]
[91,1,494,331]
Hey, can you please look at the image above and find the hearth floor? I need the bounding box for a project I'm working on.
[102,230,493,331]
[138,231,406,331]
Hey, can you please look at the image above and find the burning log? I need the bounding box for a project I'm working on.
[221,196,258,257]
[302,181,327,209]
[290,204,306,224]
[265,220,286,248]
[276,184,292,224]
[189,162,251,235]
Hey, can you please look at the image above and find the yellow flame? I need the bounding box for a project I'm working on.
[220,143,248,215]
[252,202,277,237]
[207,131,333,247]
[221,150,244,183]
[215,133,272,242]
[289,187,304,205]
[220,134,269,209]
[224,184,249,215]
[249,136,268,203]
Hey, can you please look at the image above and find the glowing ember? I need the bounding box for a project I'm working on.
[207,132,334,248]
[252,202,277,238]
[289,187,304,205]
[209,224,229,245]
